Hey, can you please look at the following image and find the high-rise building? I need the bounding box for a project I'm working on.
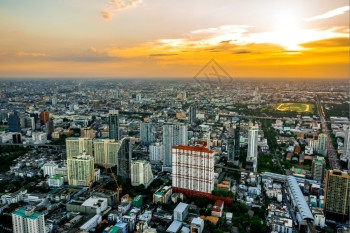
[94,139,121,166]
[67,152,95,186]
[163,124,188,168]
[8,111,21,132]
[172,144,215,194]
[149,143,164,162]
[131,160,154,188]
[227,118,240,165]
[311,156,326,183]
[140,122,153,144]
[324,169,350,221]
[117,137,132,179]
[343,126,350,170]
[39,111,50,125]
[109,110,120,140]
[189,106,196,124]
[66,137,93,158]
[45,120,54,139]
[12,207,45,233]
[317,134,328,156]
[25,116,35,130]
[246,125,259,172]
[43,162,58,177]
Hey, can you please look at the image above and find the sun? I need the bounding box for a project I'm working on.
[274,11,303,51]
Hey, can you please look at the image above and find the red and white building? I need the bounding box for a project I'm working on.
[211,200,224,217]
[172,145,215,194]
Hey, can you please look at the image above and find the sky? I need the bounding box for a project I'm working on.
[0,0,349,79]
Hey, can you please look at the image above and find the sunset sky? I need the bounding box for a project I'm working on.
[0,0,349,79]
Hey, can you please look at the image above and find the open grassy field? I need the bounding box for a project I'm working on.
[276,103,315,114]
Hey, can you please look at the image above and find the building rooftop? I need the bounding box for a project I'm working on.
[12,208,42,220]
[174,202,188,213]
[287,176,314,221]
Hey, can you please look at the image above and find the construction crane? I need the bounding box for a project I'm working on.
[104,164,122,204]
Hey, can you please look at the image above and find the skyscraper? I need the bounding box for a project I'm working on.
[45,120,54,139]
[66,137,93,158]
[94,139,121,166]
[317,133,328,156]
[39,111,50,125]
[8,111,21,132]
[109,110,120,140]
[189,106,196,124]
[116,137,132,180]
[343,126,350,170]
[140,122,153,144]
[12,207,45,233]
[162,124,188,168]
[149,143,164,162]
[311,156,326,183]
[246,125,259,172]
[131,160,154,188]
[227,118,240,165]
[172,144,215,194]
[67,152,95,186]
[324,170,350,221]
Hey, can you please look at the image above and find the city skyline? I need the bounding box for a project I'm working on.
[0,0,349,79]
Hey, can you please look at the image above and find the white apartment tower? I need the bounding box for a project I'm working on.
[149,143,164,162]
[12,207,45,233]
[172,145,215,194]
[246,125,259,173]
[131,160,154,188]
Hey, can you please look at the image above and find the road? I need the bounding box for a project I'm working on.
[315,97,340,170]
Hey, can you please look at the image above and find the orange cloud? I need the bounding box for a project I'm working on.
[16,51,46,57]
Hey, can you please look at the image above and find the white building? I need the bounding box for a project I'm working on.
[343,126,350,169]
[246,125,259,173]
[172,145,215,194]
[191,217,204,233]
[149,143,164,162]
[153,186,172,204]
[43,162,58,177]
[48,175,64,187]
[131,160,154,188]
[32,132,47,144]
[81,197,108,215]
[12,207,45,233]
[2,190,27,205]
[79,214,102,232]
[163,124,188,168]
[174,202,188,222]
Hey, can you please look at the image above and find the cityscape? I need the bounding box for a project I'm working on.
[0,1,349,233]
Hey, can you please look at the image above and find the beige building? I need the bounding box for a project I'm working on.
[67,152,95,186]
[324,170,350,220]
[66,137,93,158]
[93,139,121,166]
